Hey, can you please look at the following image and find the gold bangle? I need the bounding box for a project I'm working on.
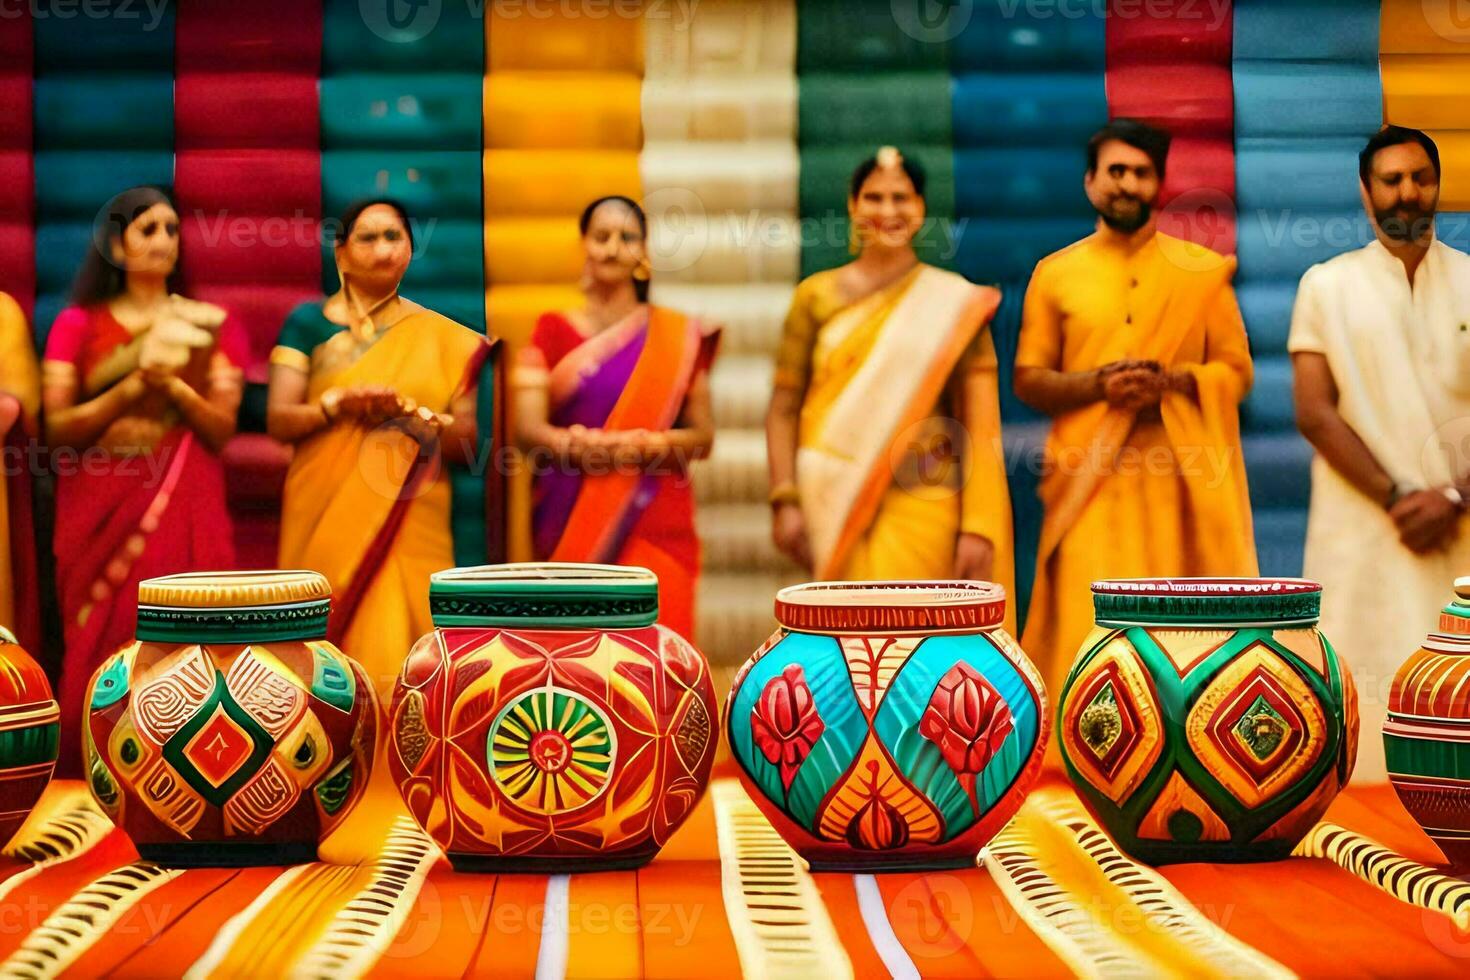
[768,482,800,508]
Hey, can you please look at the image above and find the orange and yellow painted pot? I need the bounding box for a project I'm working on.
[388,563,718,873]
[84,571,377,866]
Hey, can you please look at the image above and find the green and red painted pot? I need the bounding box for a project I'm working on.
[1057,578,1358,864]
[726,581,1047,872]
[1386,577,1470,870]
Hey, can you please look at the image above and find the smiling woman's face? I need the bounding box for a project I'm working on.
[849,166,925,253]
[111,202,180,279]
[581,199,647,288]
[338,204,413,293]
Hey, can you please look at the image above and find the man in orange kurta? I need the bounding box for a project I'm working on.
[1014,120,1258,699]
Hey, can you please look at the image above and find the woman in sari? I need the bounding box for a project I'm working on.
[765,148,1016,628]
[268,198,499,862]
[514,195,718,641]
[0,292,41,653]
[43,186,244,774]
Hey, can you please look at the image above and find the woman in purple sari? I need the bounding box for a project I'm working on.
[513,196,717,639]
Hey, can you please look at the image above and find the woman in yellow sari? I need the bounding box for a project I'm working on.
[765,148,1016,627]
[0,292,40,652]
[267,199,501,862]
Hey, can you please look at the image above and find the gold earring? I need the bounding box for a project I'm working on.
[633,260,651,281]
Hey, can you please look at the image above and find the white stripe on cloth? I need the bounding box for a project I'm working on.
[852,874,920,980]
[534,874,572,980]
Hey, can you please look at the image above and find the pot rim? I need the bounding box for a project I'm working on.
[774,580,1006,634]
[135,570,332,644]
[429,562,660,629]
[1090,577,1322,628]
[1090,577,1321,597]
[138,570,331,608]
[431,562,657,589]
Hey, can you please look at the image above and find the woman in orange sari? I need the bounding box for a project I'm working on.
[268,198,500,861]
[43,186,245,774]
[514,196,718,641]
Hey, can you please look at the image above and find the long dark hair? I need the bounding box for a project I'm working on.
[334,197,416,250]
[70,185,184,307]
[578,195,650,303]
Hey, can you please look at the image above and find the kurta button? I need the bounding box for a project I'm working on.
[1130,278,1139,288]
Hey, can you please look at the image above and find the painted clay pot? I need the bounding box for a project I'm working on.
[84,571,377,866]
[726,581,1047,872]
[1057,578,1358,864]
[1385,577,1470,870]
[388,563,718,873]
[0,626,59,847]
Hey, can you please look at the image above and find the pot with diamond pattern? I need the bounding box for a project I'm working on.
[84,571,378,866]
[1056,578,1358,864]
[726,581,1047,872]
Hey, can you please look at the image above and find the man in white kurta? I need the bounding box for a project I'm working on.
[1290,126,1470,782]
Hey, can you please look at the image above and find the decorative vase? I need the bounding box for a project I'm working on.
[388,563,718,873]
[725,581,1047,872]
[0,626,59,847]
[1057,578,1357,864]
[1386,577,1470,870]
[84,571,377,866]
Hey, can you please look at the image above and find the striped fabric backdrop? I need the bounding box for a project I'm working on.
[640,1,802,662]
[0,1,1465,665]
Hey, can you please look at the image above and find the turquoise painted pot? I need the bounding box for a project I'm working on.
[726,581,1048,872]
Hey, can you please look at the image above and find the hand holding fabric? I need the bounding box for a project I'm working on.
[138,295,225,373]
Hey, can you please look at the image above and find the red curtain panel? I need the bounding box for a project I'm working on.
[0,13,34,316]
[175,0,324,382]
[1106,1,1237,255]
[175,1,324,569]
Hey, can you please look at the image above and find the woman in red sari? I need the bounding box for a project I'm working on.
[515,196,718,639]
[42,186,243,773]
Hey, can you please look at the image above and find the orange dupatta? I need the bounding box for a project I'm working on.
[1032,253,1257,575]
[549,305,706,563]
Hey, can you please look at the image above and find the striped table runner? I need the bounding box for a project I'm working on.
[0,775,1466,979]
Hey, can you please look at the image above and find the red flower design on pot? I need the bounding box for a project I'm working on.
[750,664,825,796]
[919,662,1014,817]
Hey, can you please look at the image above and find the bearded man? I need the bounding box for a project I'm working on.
[1014,118,1258,700]
[1290,126,1470,782]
